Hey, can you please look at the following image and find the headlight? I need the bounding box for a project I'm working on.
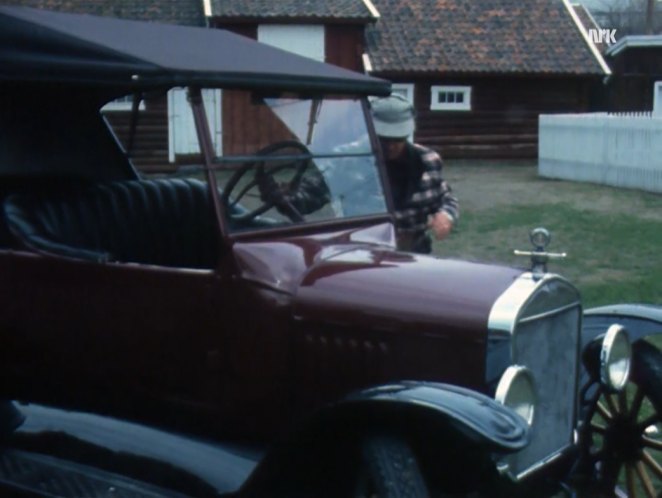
[600,324,631,392]
[495,366,536,426]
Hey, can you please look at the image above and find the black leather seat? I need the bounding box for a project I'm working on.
[3,178,219,269]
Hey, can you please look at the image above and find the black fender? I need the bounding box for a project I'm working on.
[578,304,662,418]
[239,382,529,497]
[582,303,662,349]
[339,381,530,452]
[581,304,662,382]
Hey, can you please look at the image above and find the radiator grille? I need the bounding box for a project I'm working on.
[508,303,581,477]
[488,274,582,479]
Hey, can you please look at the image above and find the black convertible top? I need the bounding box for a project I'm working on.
[0,6,390,96]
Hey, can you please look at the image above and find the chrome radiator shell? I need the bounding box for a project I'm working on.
[488,273,582,480]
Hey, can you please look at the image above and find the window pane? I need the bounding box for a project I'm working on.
[216,154,387,233]
[448,93,456,103]
[438,92,447,103]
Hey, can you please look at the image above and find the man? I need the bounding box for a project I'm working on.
[371,94,459,253]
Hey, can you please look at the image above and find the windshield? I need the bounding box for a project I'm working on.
[120,90,388,234]
[211,92,387,232]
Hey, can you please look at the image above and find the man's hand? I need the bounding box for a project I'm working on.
[428,211,453,240]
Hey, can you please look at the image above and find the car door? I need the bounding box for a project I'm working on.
[0,248,229,413]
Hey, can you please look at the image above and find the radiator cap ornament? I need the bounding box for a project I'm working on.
[514,227,566,277]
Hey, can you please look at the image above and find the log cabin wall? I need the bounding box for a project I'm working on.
[606,47,662,111]
[325,25,365,71]
[103,23,367,173]
[208,22,368,157]
[383,75,595,159]
[104,94,171,173]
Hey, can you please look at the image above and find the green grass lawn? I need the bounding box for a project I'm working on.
[434,162,662,309]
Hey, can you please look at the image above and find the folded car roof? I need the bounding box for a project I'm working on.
[0,6,390,96]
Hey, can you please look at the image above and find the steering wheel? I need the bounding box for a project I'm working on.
[220,140,312,224]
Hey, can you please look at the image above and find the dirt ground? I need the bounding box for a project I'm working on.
[443,159,662,222]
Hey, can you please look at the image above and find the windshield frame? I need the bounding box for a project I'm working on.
[185,87,395,241]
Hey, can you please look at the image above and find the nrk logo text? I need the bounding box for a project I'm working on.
[588,28,617,45]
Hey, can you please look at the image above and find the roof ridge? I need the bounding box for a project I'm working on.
[362,0,380,18]
[562,0,611,75]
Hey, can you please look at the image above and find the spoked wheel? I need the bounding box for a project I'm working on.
[355,435,430,498]
[583,340,662,497]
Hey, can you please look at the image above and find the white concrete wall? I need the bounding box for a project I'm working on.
[539,113,662,193]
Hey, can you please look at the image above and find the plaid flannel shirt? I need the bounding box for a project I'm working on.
[391,143,459,236]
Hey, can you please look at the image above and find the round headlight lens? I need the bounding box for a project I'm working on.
[495,366,536,426]
[600,324,631,392]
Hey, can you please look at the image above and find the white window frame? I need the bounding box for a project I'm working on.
[430,85,472,111]
[101,95,146,112]
[391,83,415,105]
[385,83,416,141]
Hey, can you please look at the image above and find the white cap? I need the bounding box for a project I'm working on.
[371,94,415,138]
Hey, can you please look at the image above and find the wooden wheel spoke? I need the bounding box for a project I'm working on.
[590,422,608,435]
[629,386,645,420]
[619,389,628,414]
[643,436,662,451]
[597,400,614,421]
[626,464,637,498]
[605,393,621,416]
[642,450,662,479]
[635,461,657,498]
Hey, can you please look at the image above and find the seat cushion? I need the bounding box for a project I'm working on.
[4,178,219,269]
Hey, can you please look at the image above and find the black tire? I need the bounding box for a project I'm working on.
[583,340,662,497]
[356,434,430,498]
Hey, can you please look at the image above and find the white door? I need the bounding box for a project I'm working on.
[257,25,325,61]
[168,88,222,162]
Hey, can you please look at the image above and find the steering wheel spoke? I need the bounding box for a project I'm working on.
[219,140,313,225]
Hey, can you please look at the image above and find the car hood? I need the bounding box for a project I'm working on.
[294,246,523,335]
[232,222,523,335]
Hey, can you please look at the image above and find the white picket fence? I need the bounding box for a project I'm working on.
[539,112,662,193]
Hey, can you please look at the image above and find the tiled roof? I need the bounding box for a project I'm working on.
[1,0,204,26]
[210,0,376,22]
[366,0,606,75]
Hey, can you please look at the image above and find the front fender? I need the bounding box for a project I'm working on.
[240,382,529,497]
[342,381,529,452]
[583,304,662,348]
[578,304,662,419]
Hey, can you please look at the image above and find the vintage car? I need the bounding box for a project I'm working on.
[1,6,661,498]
